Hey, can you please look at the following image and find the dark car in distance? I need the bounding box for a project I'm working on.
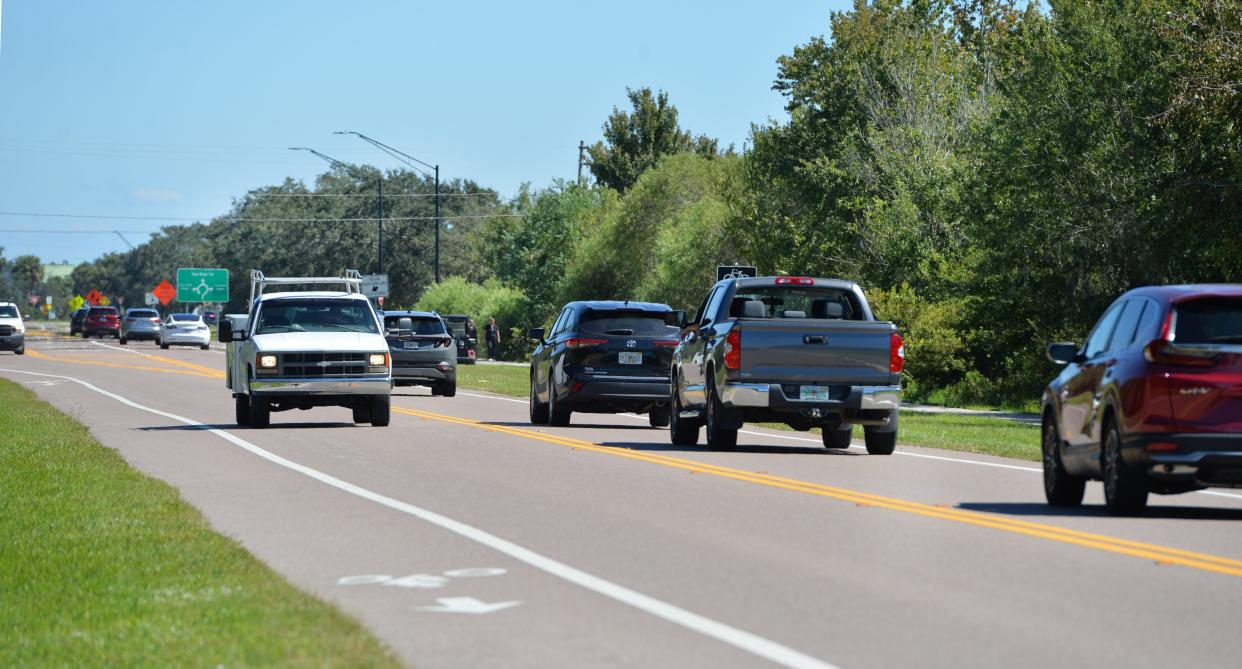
[83,306,121,338]
[528,301,681,427]
[69,307,90,336]
[1042,284,1242,514]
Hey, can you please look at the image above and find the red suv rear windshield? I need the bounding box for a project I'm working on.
[580,311,679,337]
[1176,298,1242,344]
[90,307,118,315]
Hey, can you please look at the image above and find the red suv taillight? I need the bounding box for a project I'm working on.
[724,329,741,370]
[890,333,905,374]
[1143,309,1219,368]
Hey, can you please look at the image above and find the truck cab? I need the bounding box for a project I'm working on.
[219,270,393,428]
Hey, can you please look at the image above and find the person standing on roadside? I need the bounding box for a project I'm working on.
[485,317,501,361]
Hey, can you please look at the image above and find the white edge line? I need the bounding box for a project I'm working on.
[461,389,1242,501]
[0,367,839,669]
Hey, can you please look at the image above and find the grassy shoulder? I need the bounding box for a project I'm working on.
[0,379,402,668]
[456,363,1040,462]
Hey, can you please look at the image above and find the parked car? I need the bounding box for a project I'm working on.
[1042,284,1242,514]
[442,314,478,364]
[120,308,161,344]
[382,310,457,396]
[201,309,219,325]
[528,301,681,427]
[83,306,121,338]
[160,312,211,350]
[0,302,25,354]
[69,307,89,336]
[670,276,903,452]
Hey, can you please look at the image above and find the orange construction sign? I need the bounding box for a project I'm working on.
[85,289,103,306]
[152,280,176,306]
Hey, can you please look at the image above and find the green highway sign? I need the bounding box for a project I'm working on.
[176,268,229,302]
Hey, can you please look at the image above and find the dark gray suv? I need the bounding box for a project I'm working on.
[383,311,457,396]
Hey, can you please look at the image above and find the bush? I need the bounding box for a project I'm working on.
[415,277,533,360]
[866,283,967,392]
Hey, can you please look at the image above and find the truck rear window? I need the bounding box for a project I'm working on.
[383,316,446,335]
[728,287,863,320]
[1175,298,1242,344]
[579,311,680,337]
[255,300,379,334]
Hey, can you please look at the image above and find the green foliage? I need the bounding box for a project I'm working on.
[11,255,44,295]
[587,87,723,192]
[867,284,968,394]
[414,277,532,360]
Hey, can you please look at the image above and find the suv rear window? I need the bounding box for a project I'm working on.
[1175,298,1242,344]
[383,315,446,335]
[579,310,679,337]
[728,287,863,320]
[127,309,158,318]
[90,307,118,315]
[172,313,201,322]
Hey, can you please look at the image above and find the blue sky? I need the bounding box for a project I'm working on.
[0,1,842,264]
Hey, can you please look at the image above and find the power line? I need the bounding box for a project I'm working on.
[242,192,496,199]
[0,211,522,223]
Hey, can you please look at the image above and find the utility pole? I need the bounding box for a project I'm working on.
[577,141,587,184]
[377,176,385,274]
[433,164,441,283]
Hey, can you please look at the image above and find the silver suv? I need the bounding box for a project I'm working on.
[120,308,161,344]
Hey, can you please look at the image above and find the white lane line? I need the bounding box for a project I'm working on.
[0,367,839,669]
[457,389,1242,502]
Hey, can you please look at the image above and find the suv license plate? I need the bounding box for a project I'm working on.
[619,351,643,365]
[404,341,420,350]
[800,386,831,401]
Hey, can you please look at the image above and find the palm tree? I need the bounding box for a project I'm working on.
[12,255,44,298]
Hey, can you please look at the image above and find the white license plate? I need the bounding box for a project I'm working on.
[618,351,643,365]
[403,341,420,350]
[800,386,831,401]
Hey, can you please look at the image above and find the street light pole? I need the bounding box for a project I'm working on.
[335,131,441,282]
[289,147,385,274]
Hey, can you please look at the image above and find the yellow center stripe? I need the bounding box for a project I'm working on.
[25,348,221,379]
[392,406,1242,579]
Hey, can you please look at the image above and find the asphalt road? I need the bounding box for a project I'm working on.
[5,333,1242,668]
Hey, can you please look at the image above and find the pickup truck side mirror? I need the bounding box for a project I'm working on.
[527,327,545,343]
[218,320,233,343]
[1046,342,1082,365]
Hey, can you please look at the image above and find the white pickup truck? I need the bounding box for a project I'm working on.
[219,270,393,428]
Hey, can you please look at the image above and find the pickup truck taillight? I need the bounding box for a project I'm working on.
[890,333,905,374]
[724,329,741,370]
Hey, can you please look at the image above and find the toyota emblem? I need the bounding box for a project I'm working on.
[626,339,637,348]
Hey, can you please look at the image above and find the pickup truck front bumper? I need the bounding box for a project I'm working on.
[719,382,901,411]
[250,376,392,396]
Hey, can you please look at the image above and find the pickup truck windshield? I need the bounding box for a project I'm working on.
[580,310,680,337]
[0,305,18,318]
[255,299,379,334]
[729,287,863,320]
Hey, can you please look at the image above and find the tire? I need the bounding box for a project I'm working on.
[863,412,897,455]
[160,342,169,350]
[823,424,853,449]
[369,395,391,427]
[235,394,252,426]
[648,409,670,428]
[119,337,127,345]
[548,376,571,427]
[14,346,24,355]
[705,379,738,451]
[200,344,210,351]
[1102,419,1148,515]
[1042,414,1086,507]
[439,379,457,398]
[249,394,270,428]
[529,372,549,424]
[352,404,371,423]
[669,385,701,446]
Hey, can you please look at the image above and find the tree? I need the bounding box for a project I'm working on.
[12,255,44,296]
[587,87,722,192]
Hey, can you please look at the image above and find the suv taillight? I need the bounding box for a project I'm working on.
[565,338,606,349]
[724,329,741,370]
[1144,339,1218,368]
[890,333,905,374]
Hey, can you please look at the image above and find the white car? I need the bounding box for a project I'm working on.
[0,301,25,355]
[159,313,211,350]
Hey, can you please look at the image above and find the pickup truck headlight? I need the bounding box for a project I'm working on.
[257,354,278,369]
[368,353,387,367]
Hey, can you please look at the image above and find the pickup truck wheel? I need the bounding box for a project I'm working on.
[863,412,897,455]
[669,390,699,446]
[369,395,391,427]
[529,373,549,424]
[1043,414,1085,507]
[249,395,270,428]
[822,425,852,449]
[234,394,251,426]
[705,381,738,451]
[352,404,371,423]
[1102,419,1148,515]
[648,409,670,428]
[548,377,571,427]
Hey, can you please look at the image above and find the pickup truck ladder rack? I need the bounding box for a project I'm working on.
[248,269,364,310]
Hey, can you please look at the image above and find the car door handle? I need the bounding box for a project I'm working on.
[804,335,828,344]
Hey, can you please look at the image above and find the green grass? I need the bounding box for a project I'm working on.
[455,362,1041,461]
[0,379,403,668]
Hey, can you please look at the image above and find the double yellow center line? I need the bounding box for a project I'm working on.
[394,406,1242,580]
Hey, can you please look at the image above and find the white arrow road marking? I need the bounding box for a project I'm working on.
[0,367,841,669]
[418,597,521,615]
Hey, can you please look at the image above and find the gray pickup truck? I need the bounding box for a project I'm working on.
[670,276,904,453]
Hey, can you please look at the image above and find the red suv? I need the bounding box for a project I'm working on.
[83,306,121,338]
[1042,285,1242,514]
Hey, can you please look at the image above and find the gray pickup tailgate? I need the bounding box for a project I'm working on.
[737,319,894,384]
